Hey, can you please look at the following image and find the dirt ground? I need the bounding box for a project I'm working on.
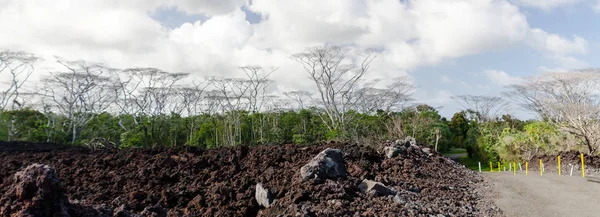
[0,140,503,216]
[487,172,600,217]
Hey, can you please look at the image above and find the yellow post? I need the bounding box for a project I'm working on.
[490,162,493,172]
[558,156,561,176]
[581,153,585,178]
[526,162,528,176]
[513,162,516,175]
[540,159,543,176]
[498,162,500,172]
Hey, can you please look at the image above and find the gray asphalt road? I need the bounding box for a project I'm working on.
[486,172,600,217]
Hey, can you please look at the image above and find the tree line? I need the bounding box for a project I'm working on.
[0,46,423,149]
[1,47,599,162]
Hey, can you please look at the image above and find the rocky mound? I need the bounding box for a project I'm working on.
[533,151,600,175]
[0,139,502,216]
[0,164,70,216]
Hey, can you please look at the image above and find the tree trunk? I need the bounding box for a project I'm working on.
[71,126,77,145]
[584,136,595,155]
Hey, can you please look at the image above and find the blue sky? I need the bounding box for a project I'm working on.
[1,0,599,119]
[146,0,600,118]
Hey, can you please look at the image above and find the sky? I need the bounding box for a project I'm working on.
[0,0,599,119]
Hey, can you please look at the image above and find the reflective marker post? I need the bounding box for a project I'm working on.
[558,156,561,176]
[581,153,585,178]
[540,159,543,176]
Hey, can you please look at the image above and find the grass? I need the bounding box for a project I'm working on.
[442,148,511,173]
[458,156,493,172]
[458,156,523,173]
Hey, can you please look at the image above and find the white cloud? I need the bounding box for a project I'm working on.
[484,70,523,86]
[525,28,589,69]
[252,0,532,70]
[0,0,166,64]
[512,0,583,10]
[526,29,588,55]
[0,0,591,102]
[594,0,600,13]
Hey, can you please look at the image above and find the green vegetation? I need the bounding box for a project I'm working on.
[0,105,455,151]
[442,148,467,155]
[0,105,587,167]
[458,156,490,171]
[1,49,594,164]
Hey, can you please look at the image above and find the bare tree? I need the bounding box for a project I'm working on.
[291,45,376,134]
[284,90,313,110]
[175,80,209,145]
[451,95,510,122]
[118,68,187,119]
[239,66,276,143]
[505,69,600,154]
[385,77,416,111]
[240,66,275,113]
[0,50,38,110]
[177,79,209,116]
[352,77,415,114]
[42,59,115,144]
[206,76,251,146]
[502,84,546,119]
[114,68,188,146]
[110,69,142,130]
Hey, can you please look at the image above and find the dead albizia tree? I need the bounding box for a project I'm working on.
[42,59,116,144]
[284,90,313,110]
[352,76,415,114]
[504,69,600,154]
[173,80,209,145]
[291,45,376,136]
[240,66,275,113]
[240,66,275,143]
[345,77,414,141]
[206,76,251,146]
[451,95,510,122]
[117,68,187,122]
[125,68,188,146]
[0,50,38,111]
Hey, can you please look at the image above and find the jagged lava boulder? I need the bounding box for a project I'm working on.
[300,148,347,182]
[0,164,70,217]
[358,179,396,196]
[255,183,274,208]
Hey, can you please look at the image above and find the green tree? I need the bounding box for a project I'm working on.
[449,111,469,148]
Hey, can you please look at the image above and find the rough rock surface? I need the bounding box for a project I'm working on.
[255,183,273,208]
[532,151,600,175]
[396,136,417,147]
[383,146,405,159]
[0,164,70,217]
[422,148,432,156]
[299,148,347,182]
[0,140,503,216]
[358,179,395,196]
